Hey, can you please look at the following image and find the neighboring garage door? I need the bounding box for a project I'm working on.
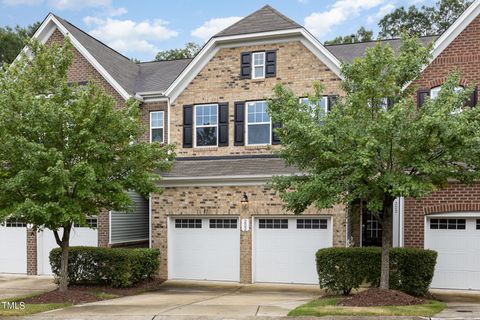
[253,217,332,284]
[425,216,480,290]
[169,217,240,281]
[37,225,98,275]
[0,220,27,274]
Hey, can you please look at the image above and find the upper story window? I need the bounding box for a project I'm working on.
[252,52,266,79]
[150,111,164,143]
[430,86,464,100]
[246,101,271,145]
[195,104,218,147]
[300,97,329,119]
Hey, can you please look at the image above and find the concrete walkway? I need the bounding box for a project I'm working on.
[26,280,321,319]
[0,274,55,300]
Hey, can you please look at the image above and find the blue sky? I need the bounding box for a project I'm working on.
[0,0,435,62]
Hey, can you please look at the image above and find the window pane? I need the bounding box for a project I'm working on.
[248,124,270,145]
[247,102,269,124]
[151,112,163,128]
[253,53,264,65]
[151,128,163,142]
[196,105,217,126]
[196,127,217,146]
[254,66,264,78]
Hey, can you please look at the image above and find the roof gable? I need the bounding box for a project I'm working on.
[215,5,301,37]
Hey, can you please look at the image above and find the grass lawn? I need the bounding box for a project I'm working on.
[288,297,446,317]
[0,294,71,317]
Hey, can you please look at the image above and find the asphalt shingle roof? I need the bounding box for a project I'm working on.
[214,5,302,38]
[326,36,438,64]
[135,59,192,93]
[162,156,299,178]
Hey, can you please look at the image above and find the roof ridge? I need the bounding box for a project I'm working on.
[325,34,439,47]
[52,14,136,65]
[137,58,194,65]
[263,5,301,28]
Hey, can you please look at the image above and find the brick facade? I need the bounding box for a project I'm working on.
[151,185,346,282]
[140,101,168,143]
[26,229,38,275]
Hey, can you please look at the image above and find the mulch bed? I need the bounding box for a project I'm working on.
[23,278,165,305]
[339,288,425,307]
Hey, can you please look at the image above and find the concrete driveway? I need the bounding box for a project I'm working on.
[431,289,480,319]
[27,280,320,320]
[0,274,56,300]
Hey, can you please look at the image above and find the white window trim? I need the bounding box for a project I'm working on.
[150,111,164,144]
[430,85,464,99]
[252,52,266,79]
[245,100,272,146]
[194,104,219,148]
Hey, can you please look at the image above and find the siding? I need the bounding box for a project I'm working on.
[110,192,149,244]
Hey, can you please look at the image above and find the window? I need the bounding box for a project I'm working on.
[150,111,164,143]
[74,217,98,228]
[175,219,202,229]
[246,101,271,145]
[297,219,328,229]
[209,219,237,229]
[258,219,288,229]
[252,52,265,79]
[195,104,218,147]
[430,86,464,99]
[430,218,466,230]
[477,219,480,230]
[2,218,26,227]
[300,97,329,120]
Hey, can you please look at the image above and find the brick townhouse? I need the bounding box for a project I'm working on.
[2,1,480,290]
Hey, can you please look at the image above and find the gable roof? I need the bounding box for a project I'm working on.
[135,59,192,93]
[215,5,302,37]
[326,36,438,63]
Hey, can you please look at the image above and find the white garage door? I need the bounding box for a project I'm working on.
[169,217,240,281]
[37,227,98,275]
[0,220,27,274]
[253,217,332,284]
[425,216,480,290]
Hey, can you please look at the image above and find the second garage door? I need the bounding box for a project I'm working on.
[169,217,240,281]
[253,217,332,284]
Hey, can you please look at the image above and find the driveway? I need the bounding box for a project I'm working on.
[26,280,320,320]
[431,289,480,319]
[0,274,56,300]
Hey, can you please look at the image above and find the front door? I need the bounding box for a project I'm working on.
[362,212,382,247]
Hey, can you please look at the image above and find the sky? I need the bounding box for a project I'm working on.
[0,0,436,62]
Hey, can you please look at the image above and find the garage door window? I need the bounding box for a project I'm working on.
[430,218,466,230]
[477,219,480,230]
[258,219,288,229]
[209,219,237,229]
[175,219,202,228]
[2,218,26,227]
[297,219,328,229]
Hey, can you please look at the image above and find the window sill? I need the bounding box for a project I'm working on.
[193,146,218,152]
[251,78,265,83]
[245,145,271,150]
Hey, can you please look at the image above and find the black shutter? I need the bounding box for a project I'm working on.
[417,89,430,108]
[265,50,276,78]
[386,97,395,109]
[240,52,251,79]
[466,86,478,107]
[327,95,339,111]
[234,102,245,146]
[183,105,193,148]
[272,123,282,145]
[218,102,229,147]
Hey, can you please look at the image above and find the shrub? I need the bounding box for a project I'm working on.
[50,246,160,288]
[316,247,437,296]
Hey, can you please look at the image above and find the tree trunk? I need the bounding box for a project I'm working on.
[53,223,71,292]
[379,196,393,289]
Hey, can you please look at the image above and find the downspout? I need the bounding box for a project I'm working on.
[167,97,171,144]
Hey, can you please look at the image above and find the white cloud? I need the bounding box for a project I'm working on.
[191,16,243,41]
[84,17,179,56]
[304,0,385,39]
[367,3,396,24]
[2,0,41,5]
[47,0,111,10]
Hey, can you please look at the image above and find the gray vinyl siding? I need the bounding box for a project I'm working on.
[110,192,149,244]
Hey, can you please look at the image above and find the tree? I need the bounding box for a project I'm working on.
[267,35,480,289]
[378,0,471,38]
[325,27,374,45]
[0,39,175,291]
[155,42,201,61]
[0,22,40,65]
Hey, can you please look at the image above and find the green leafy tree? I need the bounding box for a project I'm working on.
[155,42,201,61]
[325,27,374,45]
[0,22,40,65]
[378,0,471,38]
[268,35,480,289]
[0,39,175,291]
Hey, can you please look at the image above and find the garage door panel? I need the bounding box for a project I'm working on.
[253,217,332,284]
[0,226,27,274]
[170,217,240,282]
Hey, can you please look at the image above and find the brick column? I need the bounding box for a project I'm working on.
[239,205,252,284]
[97,209,110,247]
[26,229,37,275]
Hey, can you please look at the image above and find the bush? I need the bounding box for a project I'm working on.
[316,247,437,296]
[50,246,160,288]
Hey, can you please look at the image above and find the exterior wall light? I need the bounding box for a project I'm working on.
[241,192,249,207]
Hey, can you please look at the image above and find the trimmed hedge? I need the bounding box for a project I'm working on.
[316,247,437,296]
[50,246,159,288]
